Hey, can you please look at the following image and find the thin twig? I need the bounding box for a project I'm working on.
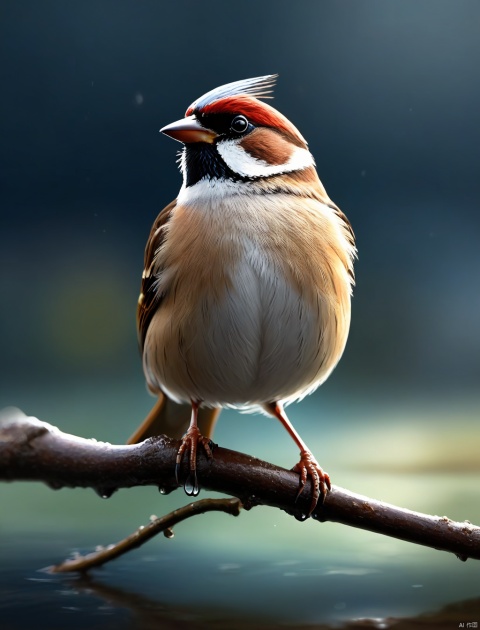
[47,497,242,573]
[1,408,480,562]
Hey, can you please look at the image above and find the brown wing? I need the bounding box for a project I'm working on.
[133,202,222,444]
[137,199,176,351]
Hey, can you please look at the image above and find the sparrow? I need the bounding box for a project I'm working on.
[128,75,356,514]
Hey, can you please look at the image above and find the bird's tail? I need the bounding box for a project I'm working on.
[127,393,220,444]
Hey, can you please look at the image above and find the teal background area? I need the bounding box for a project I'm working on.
[1,1,480,627]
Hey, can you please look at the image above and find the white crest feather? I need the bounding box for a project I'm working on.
[187,74,278,113]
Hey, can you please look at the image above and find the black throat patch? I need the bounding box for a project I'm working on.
[183,143,248,187]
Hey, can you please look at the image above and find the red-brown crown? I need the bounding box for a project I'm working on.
[185,75,307,147]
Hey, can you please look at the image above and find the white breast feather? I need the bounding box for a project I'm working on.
[145,179,353,409]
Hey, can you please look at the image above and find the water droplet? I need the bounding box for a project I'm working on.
[149,515,158,522]
[294,512,308,522]
[164,528,174,539]
[456,553,468,562]
[159,487,167,495]
[184,473,199,497]
[94,487,116,499]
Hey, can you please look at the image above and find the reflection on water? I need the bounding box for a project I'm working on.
[1,539,480,629]
[1,384,480,628]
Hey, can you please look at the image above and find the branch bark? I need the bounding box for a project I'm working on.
[1,407,479,562]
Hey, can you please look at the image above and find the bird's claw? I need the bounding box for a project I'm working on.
[292,450,331,516]
[175,425,213,496]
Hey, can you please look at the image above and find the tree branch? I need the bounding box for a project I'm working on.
[1,407,479,562]
[47,497,242,573]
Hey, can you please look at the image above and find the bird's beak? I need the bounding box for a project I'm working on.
[160,115,217,144]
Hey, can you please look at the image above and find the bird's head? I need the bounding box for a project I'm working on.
[160,75,315,188]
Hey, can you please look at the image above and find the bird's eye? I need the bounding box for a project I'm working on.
[230,115,249,134]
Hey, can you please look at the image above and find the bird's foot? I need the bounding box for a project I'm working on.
[292,450,331,516]
[175,425,213,497]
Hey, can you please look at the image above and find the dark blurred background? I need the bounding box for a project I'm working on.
[1,2,479,627]
[1,0,479,406]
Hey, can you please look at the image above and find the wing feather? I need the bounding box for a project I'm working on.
[137,199,176,350]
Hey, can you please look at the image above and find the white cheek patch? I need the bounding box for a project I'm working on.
[217,139,314,179]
